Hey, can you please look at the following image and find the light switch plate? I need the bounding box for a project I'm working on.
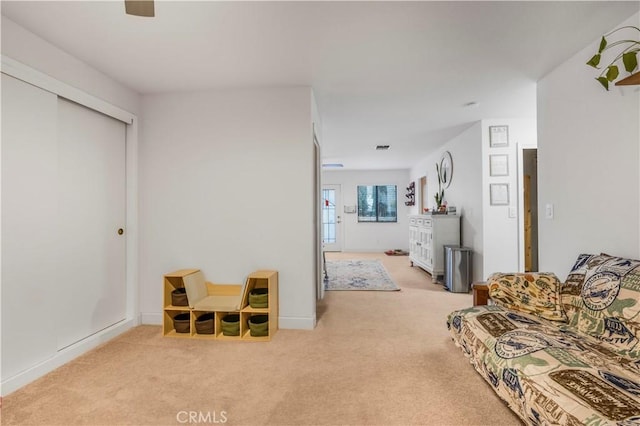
[545,203,554,219]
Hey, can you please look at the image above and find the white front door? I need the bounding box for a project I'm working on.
[322,185,342,251]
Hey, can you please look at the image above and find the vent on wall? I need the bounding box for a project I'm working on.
[376,145,390,150]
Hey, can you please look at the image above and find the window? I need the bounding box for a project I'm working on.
[357,185,397,222]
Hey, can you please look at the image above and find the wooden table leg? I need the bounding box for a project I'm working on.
[472,282,489,306]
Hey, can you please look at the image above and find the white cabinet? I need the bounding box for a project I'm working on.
[409,214,460,281]
[409,218,419,260]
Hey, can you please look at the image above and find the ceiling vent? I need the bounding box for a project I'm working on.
[322,163,344,168]
[375,145,390,150]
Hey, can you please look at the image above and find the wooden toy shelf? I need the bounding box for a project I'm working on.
[162,269,278,341]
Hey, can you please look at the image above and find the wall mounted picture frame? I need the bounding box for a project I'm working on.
[489,154,509,176]
[489,125,509,147]
[490,183,509,206]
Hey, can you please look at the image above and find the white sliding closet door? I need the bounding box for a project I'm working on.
[56,98,127,350]
[2,74,59,378]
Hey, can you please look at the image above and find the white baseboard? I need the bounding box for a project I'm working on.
[279,315,316,330]
[140,312,163,325]
[1,319,135,396]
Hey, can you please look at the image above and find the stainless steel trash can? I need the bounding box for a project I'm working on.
[443,245,473,293]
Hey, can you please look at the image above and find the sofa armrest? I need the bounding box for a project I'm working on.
[472,282,489,306]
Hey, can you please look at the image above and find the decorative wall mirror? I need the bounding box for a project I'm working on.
[439,151,453,188]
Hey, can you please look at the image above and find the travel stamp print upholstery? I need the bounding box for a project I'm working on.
[488,273,567,322]
[562,254,640,359]
[447,305,640,425]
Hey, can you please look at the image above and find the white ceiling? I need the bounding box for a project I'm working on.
[2,1,638,169]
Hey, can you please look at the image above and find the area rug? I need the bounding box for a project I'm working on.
[324,259,400,291]
[384,249,409,256]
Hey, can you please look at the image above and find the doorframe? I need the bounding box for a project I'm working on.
[313,129,324,301]
[0,56,139,395]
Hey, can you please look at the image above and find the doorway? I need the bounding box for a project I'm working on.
[521,149,539,272]
[419,176,428,213]
[322,184,342,252]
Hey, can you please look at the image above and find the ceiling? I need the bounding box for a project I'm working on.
[2,1,638,170]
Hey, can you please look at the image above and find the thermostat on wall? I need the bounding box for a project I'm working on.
[344,205,356,214]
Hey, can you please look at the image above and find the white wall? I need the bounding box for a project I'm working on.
[481,118,537,278]
[410,123,484,281]
[139,87,317,330]
[322,169,410,252]
[1,16,140,114]
[408,115,537,281]
[538,12,640,280]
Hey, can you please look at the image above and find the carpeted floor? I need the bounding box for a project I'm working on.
[1,252,520,425]
[324,259,400,291]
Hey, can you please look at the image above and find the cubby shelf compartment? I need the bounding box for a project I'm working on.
[162,269,278,341]
[163,269,199,311]
[191,310,216,340]
[163,310,192,338]
[240,312,271,342]
[215,311,242,341]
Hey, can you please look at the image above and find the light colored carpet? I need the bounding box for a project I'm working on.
[1,252,521,425]
[324,259,400,291]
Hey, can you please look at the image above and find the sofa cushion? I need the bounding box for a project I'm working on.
[562,253,640,360]
[487,273,567,322]
[447,305,640,425]
[562,253,605,300]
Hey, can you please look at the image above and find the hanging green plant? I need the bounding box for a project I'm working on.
[586,26,640,90]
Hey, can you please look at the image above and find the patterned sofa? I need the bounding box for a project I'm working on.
[447,253,640,425]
